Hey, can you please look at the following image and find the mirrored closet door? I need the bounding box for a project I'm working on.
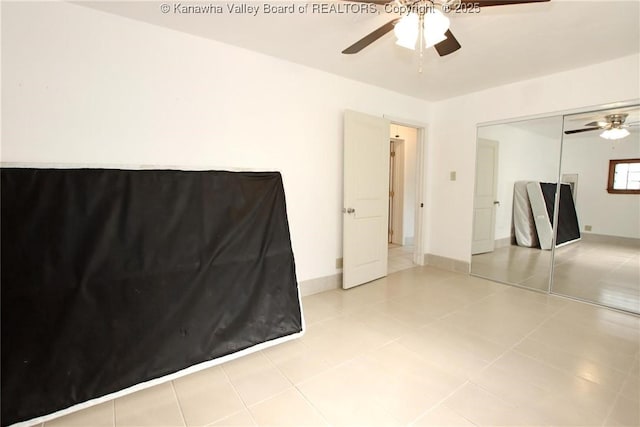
[471,116,563,292]
[553,105,640,313]
[471,103,640,315]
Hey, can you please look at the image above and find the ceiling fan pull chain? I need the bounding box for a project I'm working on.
[418,13,425,73]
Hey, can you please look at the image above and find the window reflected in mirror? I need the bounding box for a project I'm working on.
[608,158,640,194]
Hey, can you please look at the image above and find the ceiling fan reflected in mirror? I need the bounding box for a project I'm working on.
[341,0,551,57]
[564,114,640,140]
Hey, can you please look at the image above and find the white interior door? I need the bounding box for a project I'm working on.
[472,138,499,255]
[343,110,390,289]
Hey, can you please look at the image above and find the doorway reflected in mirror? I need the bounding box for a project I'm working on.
[471,115,563,292]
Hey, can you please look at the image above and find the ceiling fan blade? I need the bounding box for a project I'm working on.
[342,19,398,54]
[564,127,602,135]
[434,30,461,56]
[461,0,550,6]
[585,121,611,127]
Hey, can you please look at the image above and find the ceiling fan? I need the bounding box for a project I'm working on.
[341,0,551,57]
[564,113,639,140]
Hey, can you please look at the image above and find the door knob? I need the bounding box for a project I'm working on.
[346,208,355,214]
[493,201,500,206]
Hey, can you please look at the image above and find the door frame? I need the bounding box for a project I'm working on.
[389,138,405,245]
[384,115,427,266]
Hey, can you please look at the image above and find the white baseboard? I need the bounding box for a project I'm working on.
[424,254,470,274]
[495,237,511,249]
[582,233,640,247]
[298,273,342,296]
[299,253,471,297]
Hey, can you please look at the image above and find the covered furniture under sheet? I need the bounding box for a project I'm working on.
[513,181,539,248]
[1,168,303,426]
[526,181,581,249]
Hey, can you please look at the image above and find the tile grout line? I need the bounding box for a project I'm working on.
[469,301,628,426]
[406,379,478,427]
[265,331,422,425]
[261,347,332,426]
[364,336,476,426]
[600,373,635,427]
[261,339,332,385]
[511,335,632,390]
[357,332,484,426]
[220,362,260,426]
[111,399,116,427]
[332,268,633,426]
[201,409,248,427]
[460,328,563,427]
[601,351,640,427]
[321,267,635,426]
[440,302,565,423]
[169,381,188,427]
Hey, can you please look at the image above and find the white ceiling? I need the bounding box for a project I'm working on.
[78,0,640,101]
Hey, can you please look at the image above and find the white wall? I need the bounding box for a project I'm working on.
[428,53,640,262]
[477,118,563,240]
[402,127,417,245]
[561,130,640,239]
[0,1,431,283]
[4,2,639,275]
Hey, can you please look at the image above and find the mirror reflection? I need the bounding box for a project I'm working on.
[471,116,563,291]
[553,105,640,313]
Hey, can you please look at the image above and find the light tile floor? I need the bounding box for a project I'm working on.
[470,245,552,292]
[471,238,640,313]
[553,239,640,314]
[40,266,639,427]
[388,245,415,274]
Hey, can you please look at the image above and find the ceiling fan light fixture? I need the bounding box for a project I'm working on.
[423,9,450,48]
[394,13,419,50]
[600,128,630,140]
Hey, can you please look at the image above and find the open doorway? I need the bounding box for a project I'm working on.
[388,124,418,273]
[342,111,425,289]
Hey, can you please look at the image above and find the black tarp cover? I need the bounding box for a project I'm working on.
[539,182,581,246]
[1,168,303,426]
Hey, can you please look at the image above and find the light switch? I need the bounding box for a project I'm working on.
[450,171,457,181]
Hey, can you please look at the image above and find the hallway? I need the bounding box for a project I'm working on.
[388,244,415,274]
